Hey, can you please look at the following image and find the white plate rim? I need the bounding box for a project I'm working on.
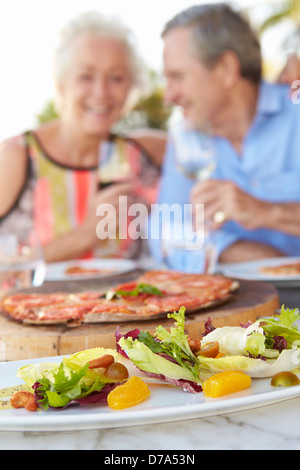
[45,258,138,281]
[219,257,300,283]
[1,355,300,431]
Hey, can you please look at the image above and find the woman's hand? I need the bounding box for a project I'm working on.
[43,182,134,262]
[83,182,134,241]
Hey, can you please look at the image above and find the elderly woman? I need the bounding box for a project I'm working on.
[0,12,166,262]
[149,3,300,270]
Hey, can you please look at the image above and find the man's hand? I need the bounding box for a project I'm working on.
[190,179,270,231]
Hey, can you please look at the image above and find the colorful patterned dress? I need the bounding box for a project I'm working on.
[0,131,160,259]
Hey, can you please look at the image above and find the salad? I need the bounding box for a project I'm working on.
[116,305,300,386]
[12,348,129,411]
[3,304,300,412]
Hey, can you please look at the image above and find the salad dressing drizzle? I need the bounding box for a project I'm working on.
[0,384,31,410]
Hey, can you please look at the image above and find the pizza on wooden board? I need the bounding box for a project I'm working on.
[0,270,239,326]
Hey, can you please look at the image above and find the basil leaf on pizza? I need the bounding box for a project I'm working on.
[106,283,164,300]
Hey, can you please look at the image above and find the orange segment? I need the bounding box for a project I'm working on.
[107,376,151,410]
[202,370,252,398]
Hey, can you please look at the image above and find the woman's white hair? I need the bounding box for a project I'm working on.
[53,11,147,89]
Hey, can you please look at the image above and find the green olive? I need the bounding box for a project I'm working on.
[104,362,129,381]
[271,371,300,387]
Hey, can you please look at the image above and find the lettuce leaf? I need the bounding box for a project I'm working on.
[34,362,107,409]
[63,347,123,385]
[118,336,200,384]
[155,308,196,365]
[118,306,201,385]
[17,363,60,388]
[200,321,267,357]
[261,305,300,349]
[198,348,299,379]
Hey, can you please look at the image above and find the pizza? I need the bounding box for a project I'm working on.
[0,270,239,326]
[64,266,116,276]
[260,261,300,276]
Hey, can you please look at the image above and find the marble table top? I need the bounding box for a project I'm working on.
[1,395,300,450]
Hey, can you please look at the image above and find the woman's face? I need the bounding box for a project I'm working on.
[58,34,133,137]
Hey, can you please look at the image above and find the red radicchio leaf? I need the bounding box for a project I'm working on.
[115,327,140,358]
[71,383,121,406]
[240,321,253,328]
[137,370,202,393]
[203,317,216,336]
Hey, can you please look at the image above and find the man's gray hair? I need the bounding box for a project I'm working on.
[162,3,262,84]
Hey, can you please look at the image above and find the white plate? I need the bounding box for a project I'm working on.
[1,355,300,431]
[45,258,137,281]
[220,257,300,287]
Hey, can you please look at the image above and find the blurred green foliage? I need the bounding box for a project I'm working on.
[258,0,300,33]
[132,86,172,130]
[36,100,59,124]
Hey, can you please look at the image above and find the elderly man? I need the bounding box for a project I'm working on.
[149,3,300,269]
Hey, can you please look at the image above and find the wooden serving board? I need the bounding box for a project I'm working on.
[0,275,279,361]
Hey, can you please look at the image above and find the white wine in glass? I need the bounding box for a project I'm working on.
[98,140,135,190]
[161,119,217,273]
[171,119,216,182]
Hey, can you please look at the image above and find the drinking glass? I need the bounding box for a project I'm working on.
[161,119,217,273]
[0,233,46,295]
[160,207,217,274]
[171,120,216,183]
[98,140,136,190]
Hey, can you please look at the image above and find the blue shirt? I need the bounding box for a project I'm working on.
[148,81,300,270]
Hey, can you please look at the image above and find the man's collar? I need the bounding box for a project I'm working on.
[256,80,286,115]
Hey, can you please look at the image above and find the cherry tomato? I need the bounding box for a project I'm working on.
[197,341,219,358]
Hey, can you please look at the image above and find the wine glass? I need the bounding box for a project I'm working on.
[161,119,217,273]
[98,140,136,190]
[171,119,216,183]
[0,233,46,295]
[97,139,142,253]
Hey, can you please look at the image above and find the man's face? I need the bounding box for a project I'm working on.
[163,27,226,130]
